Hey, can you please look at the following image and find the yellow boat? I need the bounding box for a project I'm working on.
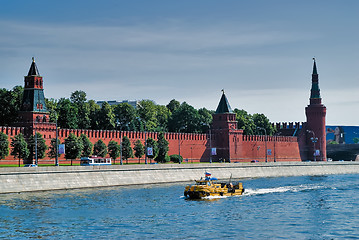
[184,172,244,199]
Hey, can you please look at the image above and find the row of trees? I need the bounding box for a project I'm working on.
[47,91,213,133]
[0,87,275,136]
[0,131,171,165]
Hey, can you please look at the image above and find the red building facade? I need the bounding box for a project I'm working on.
[0,59,326,164]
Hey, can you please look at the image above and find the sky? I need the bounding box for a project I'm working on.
[0,0,358,125]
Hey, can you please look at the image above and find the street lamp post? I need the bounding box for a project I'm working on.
[209,129,212,164]
[35,128,38,165]
[120,137,123,165]
[55,116,59,166]
[144,123,147,165]
[307,130,318,161]
[257,127,267,162]
[178,133,181,164]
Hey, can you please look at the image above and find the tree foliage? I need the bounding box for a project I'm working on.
[48,138,61,160]
[166,99,180,113]
[253,113,275,136]
[108,140,120,163]
[98,102,115,130]
[113,103,137,131]
[57,98,78,129]
[93,139,107,157]
[121,136,133,163]
[170,154,183,163]
[133,140,144,163]
[137,100,158,131]
[0,132,9,160]
[0,86,23,126]
[80,134,93,157]
[168,102,201,133]
[64,133,83,161]
[11,133,29,166]
[155,132,169,163]
[234,109,255,135]
[27,132,48,160]
[71,90,91,129]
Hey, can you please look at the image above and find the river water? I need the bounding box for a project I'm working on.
[1,174,359,239]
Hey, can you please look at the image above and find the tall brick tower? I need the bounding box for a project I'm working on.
[211,90,239,162]
[17,58,54,135]
[305,58,326,161]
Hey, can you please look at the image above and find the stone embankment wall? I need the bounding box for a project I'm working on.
[1,162,359,194]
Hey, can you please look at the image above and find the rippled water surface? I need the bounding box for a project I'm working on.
[1,174,359,239]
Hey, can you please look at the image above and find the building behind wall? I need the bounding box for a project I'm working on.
[0,58,326,164]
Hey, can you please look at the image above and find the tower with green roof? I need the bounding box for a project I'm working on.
[211,90,242,162]
[304,58,326,161]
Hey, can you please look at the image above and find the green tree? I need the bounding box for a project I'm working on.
[57,98,78,129]
[108,140,120,164]
[146,137,158,162]
[27,132,48,161]
[98,102,115,130]
[65,133,83,165]
[93,139,107,157]
[155,132,169,163]
[11,133,29,167]
[155,105,170,132]
[0,86,23,126]
[253,113,275,136]
[133,140,144,164]
[48,138,61,160]
[113,103,137,131]
[166,99,180,113]
[137,100,157,131]
[0,132,9,160]
[234,109,255,135]
[71,90,91,129]
[198,107,213,133]
[88,100,100,129]
[121,136,133,164]
[45,98,58,122]
[80,134,93,157]
[168,102,201,133]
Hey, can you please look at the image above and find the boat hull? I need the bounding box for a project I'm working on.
[184,180,244,199]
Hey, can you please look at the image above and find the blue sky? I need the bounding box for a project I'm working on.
[1,1,359,125]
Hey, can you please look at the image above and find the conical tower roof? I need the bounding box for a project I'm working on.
[215,90,233,114]
[310,58,321,99]
[27,57,40,76]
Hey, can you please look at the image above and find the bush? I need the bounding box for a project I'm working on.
[155,154,170,163]
[170,154,183,163]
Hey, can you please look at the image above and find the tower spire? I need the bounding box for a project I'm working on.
[312,57,318,75]
[27,57,40,76]
[310,58,321,103]
[215,89,233,114]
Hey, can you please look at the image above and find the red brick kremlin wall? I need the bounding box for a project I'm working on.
[0,124,303,165]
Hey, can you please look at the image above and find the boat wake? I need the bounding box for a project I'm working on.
[243,184,324,196]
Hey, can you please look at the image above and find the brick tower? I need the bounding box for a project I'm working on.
[17,58,55,136]
[211,90,239,162]
[305,58,327,161]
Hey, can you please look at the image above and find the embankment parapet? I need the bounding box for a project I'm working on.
[1,162,359,194]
